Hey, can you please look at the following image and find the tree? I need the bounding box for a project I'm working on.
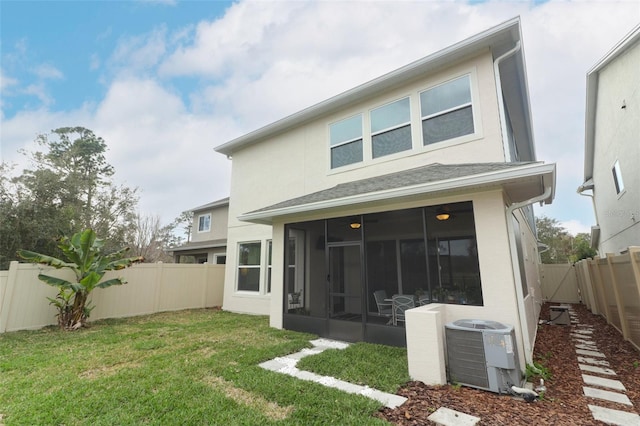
[17,229,143,330]
[127,213,175,263]
[570,233,597,263]
[536,216,596,264]
[0,127,139,268]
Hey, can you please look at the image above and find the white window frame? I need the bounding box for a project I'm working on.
[370,96,412,159]
[329,114,364,170]
[197,213,211,233]
[266,240,272,294]
[612,160,625,195]
[236,241,262,293]
[419,73,477,147]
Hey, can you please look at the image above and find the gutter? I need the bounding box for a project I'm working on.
[506,185,553,364]
[494,41,522,161]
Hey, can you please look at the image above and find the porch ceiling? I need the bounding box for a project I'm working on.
[239,162,556,224]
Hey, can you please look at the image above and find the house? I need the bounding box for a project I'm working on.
[170,197,229,264]
[214,17,555,378]
[578,24,640,255]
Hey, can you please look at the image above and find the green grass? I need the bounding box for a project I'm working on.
[0,309,407,425]
[297,342,409,393]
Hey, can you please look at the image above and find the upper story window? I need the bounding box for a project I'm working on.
[371,97,412,159]
[330,114,363,169]
[420,75,474,145]
[612,160,625,194]
[198,214,211,232]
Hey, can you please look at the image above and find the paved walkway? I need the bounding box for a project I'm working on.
[259,338,407,409]
[568,307,640,425]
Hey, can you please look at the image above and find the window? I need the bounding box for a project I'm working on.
[612,160,625,194]
[198,214,211,232]
[266,240,272,294]
[370,97,412,158]
[330,114,363,169]
[237,242,261,292]
[215,254,226,265]
[420,75,474,145]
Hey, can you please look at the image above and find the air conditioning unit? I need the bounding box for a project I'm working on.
[445,319,521,394]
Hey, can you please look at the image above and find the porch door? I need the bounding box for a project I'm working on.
[327,243,364,341]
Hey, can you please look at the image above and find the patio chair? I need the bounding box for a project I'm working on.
[392,294,416,326]
[373,290,393,319]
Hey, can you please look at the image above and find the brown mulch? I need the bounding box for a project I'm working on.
[378,303,640,425]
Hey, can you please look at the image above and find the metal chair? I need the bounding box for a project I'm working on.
[373,290,393,319]
[392,294,416,326]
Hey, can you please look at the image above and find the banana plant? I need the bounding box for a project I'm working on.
[17,229,143,330]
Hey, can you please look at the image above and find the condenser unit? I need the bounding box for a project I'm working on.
[445,319,522,394]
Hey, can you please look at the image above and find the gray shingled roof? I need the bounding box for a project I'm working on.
[247,162,536,214]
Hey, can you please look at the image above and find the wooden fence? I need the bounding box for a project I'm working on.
[575,247,640,351]
[0,261,225,333]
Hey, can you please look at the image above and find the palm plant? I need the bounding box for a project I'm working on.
[17,229,143,330]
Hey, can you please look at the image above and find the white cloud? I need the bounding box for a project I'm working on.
[560,219,592,236]
[32,63,63,80]
[3,0,639,228]
[0,69,18,91]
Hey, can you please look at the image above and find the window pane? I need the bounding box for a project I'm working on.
[420,75,471,117]
[239,242,261,265]
[238,268,260,291]
[422,106,474,145]
[331,139,363,168]
[371,98,410,133]
[613,160,625,194]
[198,214,211,232]
[330,115,362,146]
[372,125,412,158]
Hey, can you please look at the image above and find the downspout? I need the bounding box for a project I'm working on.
[506,185,552,364]
[494,41,522,161]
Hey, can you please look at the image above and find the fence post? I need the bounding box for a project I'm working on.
[592,257,611,322]
[0,261,19,333]
[607,253,630,339]
[580,260,597,315]
[153,262,163,313]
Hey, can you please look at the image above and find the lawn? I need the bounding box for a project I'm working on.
[0,309,409,425]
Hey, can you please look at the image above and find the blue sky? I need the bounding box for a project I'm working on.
[2,0,639,233]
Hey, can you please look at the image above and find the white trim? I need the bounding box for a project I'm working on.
[197,213,211,233]
[239,162,555,223]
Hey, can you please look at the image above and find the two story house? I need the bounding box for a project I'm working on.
[215,18,555,371]
[171,197,229,264]
[578,24,640,255]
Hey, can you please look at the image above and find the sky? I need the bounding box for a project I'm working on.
[1,0,639,235]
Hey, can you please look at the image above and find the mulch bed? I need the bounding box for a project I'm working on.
[378,302,640,425]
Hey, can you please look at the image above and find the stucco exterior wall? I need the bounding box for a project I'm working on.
[592,38,640,254]
[192,205,229,243]
[222,51,509,313]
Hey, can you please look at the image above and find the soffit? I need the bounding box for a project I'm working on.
[170,239,228,253]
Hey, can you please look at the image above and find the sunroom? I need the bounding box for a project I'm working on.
[239,161,555,348]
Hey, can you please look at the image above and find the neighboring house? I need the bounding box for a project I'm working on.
[578,24,640,255]
[215,17,555,370]
[171,198,229,264]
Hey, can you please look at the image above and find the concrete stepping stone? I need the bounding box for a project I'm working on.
[588,405,640,426]
[578,356,610,366]
[576,348,606,358]
[428,407,480,426]
[575,343,599,351]
[582,374,626,391]
[579,364,617,375]
[584,387,632,405]
[573,339,596,347]
[574,329,594,334]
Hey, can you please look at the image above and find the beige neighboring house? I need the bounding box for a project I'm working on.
[215,17,555,373]
[578,24,640,255]
[171,197,229,264]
